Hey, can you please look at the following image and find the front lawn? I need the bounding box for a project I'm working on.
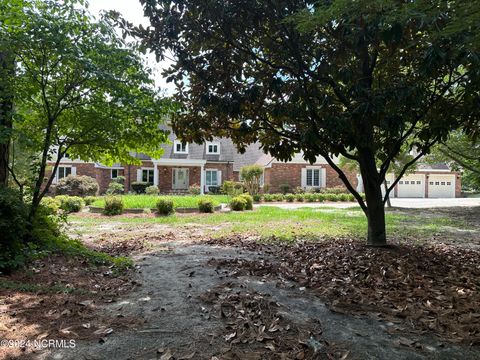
[71,206,469,243]
[91,194,231,209]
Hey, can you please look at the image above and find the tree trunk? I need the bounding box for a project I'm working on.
[383,180,392,208]
[358,149,387,246]
[0,51,15,187]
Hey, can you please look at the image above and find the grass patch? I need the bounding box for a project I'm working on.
[70,206,467,242]
[91,194,231,209]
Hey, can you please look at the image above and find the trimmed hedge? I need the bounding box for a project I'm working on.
[55,175,98,197]
[131,182,151,194]
[198,199,214,213]
[145,185,160,195]
[56,195,84,213]
[230,196,247,211]
[156,198,174,215]
[103,197,124,216]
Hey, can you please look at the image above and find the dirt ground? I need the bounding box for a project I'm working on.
[2,206,480,360]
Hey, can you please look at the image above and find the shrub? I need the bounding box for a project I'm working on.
[189,185,201,195]
[40,197,61,215]
[262,184,270,194]
[252,194,262,202]
[272,193,284,201]
[0,188,29,271]
[305,193,316,202]
[338,193,349,202]
[84,196,96,206]
[315,193,327,202]
[229,196,247,211]
[240,165,264,195]
[56,195,84,213]
[222,181,244,196]
[156,198,174,215]
[295,194,305,202]
[326,193,338,202]
[294,186,304,194]
[240,194,254,210]
[321,186,349,195]
[279,183,291,194]
[263,194,274,202]
[112,176,125,185]
[131,181,150,194]
[208,186,221,194]
[285,194,295,202]
[145,185,160,195]
[55,175,98,197]
[106,182,124,195]
[103,197,124,216]
[143,208,152,214]
[198,199,214,213]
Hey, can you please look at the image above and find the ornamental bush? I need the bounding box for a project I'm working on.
[131,181,150,194]
[198,199,214,213]
[56,195,84,213]
[229,196,247,211]
[305,193,316,202]
[103,197,124,216]
[188,184,201,195]
[239,194,253,210]
[285,194,295,202]
[295,194,305,202]
[55,175,98,197]
[279,183,291,194]
[263,194,274,202]
[40,196,61,215]
[156,198,174,215]
[84,196,97,206]
[145,185,160,195]
[106,182,124,195]
[252,194,262,202]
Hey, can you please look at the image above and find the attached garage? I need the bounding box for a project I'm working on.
[428,174,456,198]
[397,174,426,198]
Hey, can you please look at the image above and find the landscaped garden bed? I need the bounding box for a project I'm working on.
[90,194,231,209]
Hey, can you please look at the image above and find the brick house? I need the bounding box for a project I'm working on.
[47,128,461,198]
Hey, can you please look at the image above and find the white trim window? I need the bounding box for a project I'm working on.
[174,140,189,154]
[206,141,220,155]
[142,168,154,183]
[205,169,219,186]
[58,166,72,180]
[111,169,119,179]
[306,168,321,187]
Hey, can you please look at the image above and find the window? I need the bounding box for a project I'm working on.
[58,166,71,180]
[435,181,440,185]
[111,169,119,179]
[441,181,446,185]
[386,180,391,185]
[429,181,434,185]
[206,142,220,154]
[174,140,188,154]
[447,182,451,186]
[416,181,421,185]
[399,181,404,185]
[206,170,218,186]
[142,169,154,184]
[405,181,409,185]
[306,169,320,187]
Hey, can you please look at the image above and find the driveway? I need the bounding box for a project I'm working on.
[256,197,480,209]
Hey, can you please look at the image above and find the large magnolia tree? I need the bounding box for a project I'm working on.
[132,0,480,245]
[4,0,172,218]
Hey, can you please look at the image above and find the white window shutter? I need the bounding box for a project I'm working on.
[137,169,142,182]
[301,168,307,188]
[71,167,77,176]
[321,168,326,188]
[217,170,222,185]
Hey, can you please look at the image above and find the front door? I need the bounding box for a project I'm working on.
[173,168,189,190]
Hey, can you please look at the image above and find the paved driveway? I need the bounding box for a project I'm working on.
[257,197,480,209]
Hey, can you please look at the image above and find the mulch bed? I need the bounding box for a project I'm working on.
[207,236,480,345]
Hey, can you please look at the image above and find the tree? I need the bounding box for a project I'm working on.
[132,0,480,246]
[426,132,480,191]
[9,0,171,218]
[0,0,29,186]
[240,165,264,195]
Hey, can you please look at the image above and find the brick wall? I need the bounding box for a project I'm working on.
[264,163,358,193]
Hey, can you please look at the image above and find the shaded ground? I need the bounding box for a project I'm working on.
[1,206,479,359]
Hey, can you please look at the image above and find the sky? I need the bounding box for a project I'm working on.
[87,0,175,94]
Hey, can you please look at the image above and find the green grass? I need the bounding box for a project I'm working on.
[70,206,466,242]
[91,194,231,209]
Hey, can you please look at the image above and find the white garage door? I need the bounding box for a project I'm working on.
[397,174,425,198]
[428,175,456,198]
[382,174,395,198]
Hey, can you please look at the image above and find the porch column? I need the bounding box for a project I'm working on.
[153,162,159,187]
[200,164,205,195]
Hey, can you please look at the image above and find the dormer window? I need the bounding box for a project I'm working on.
[206,141,220,155]
[174,140,188,154]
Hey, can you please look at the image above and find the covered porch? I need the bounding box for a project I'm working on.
[152,159,207,195]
